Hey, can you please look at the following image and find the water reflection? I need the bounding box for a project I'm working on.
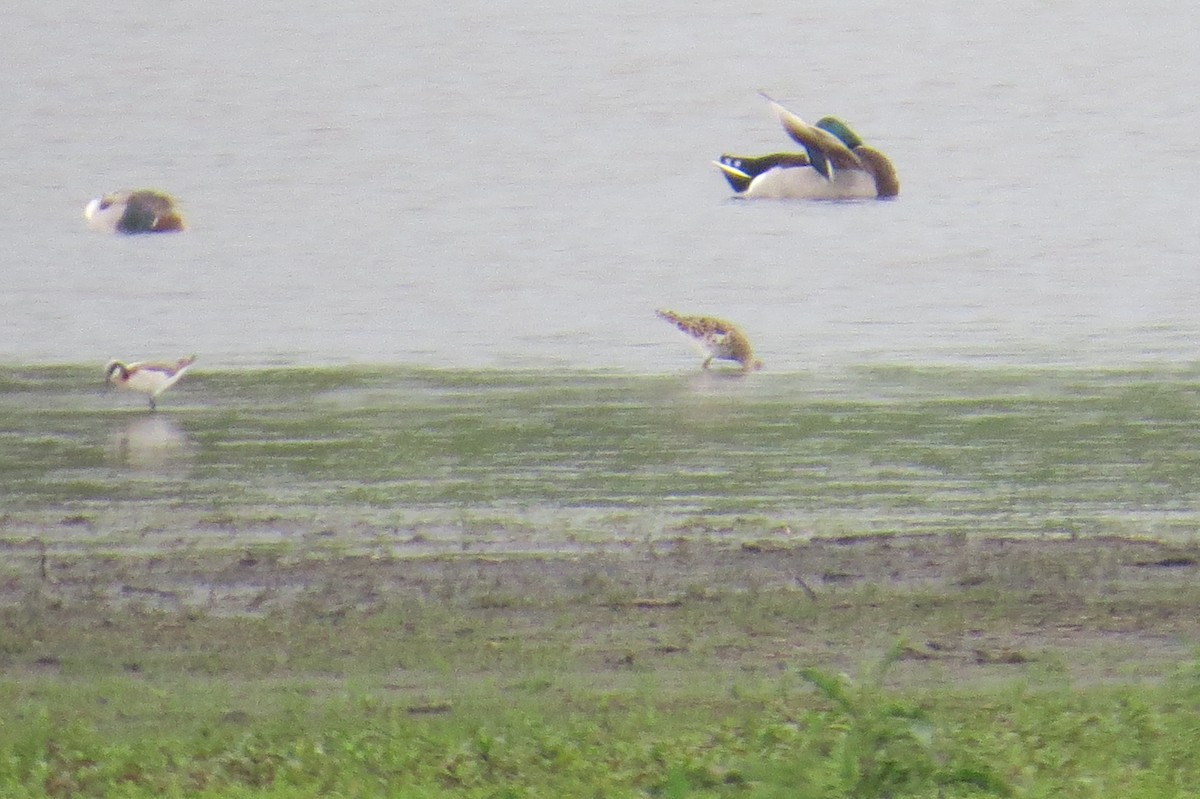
[108,415,194,471]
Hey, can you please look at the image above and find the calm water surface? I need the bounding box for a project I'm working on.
[3,0,1199,371]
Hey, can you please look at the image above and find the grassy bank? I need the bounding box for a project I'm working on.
[5,661,1200,797]
[3,364,1200,796]
[5,540,1200,798]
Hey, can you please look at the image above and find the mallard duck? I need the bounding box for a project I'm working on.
[84,189,186,234]
[656,310,762,372]
[105,355,196,410]
[715,95,898,200]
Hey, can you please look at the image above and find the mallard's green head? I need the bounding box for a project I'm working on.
[816,117,864,149]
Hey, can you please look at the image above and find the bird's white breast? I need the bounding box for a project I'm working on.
[745,167,877,200]
[84,196,124,232]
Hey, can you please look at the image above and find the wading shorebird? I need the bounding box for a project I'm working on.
[714,93,899,200]
[84,189,186,234]
[105,355,196,410]
[656,310,762,373]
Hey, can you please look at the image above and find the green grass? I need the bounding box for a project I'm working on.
[4,650,1200,797]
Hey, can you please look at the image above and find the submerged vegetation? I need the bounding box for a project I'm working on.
[3,364,1200,796]
[5,363,1200,529]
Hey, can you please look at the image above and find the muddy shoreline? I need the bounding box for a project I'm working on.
[6,366,1200,687]
[5,519,1198,687]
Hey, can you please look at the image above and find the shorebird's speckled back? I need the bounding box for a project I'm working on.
[656,310,762,372]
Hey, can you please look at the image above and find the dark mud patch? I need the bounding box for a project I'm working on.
[3,525,1199,688]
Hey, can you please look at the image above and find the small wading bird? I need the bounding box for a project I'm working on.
[656,310,762,373]
[84,189,186,234]
[105,355,196,410]
[714,93,899,200]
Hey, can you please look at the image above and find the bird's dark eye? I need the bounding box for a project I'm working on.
[99,200,112,210]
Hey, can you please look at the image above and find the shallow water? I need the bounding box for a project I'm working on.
[3,1,1199,370]
[5,366,1200,545]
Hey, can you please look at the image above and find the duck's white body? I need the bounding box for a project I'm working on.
[724,163,880,200]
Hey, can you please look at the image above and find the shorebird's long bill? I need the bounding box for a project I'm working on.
[713,160,751,180]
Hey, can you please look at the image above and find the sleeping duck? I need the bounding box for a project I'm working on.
[715,95,899,200]
[84,189,186,233]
